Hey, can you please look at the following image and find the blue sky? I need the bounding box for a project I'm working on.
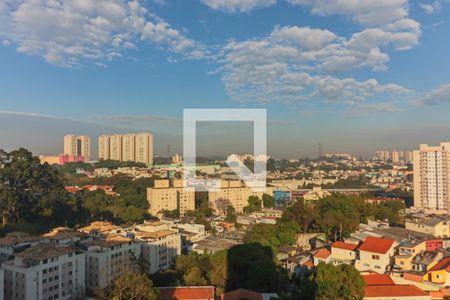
[0,0,450,158]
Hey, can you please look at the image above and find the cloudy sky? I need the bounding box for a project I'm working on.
[0,0,450,158]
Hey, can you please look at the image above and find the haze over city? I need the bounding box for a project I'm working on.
[1,0,450,158]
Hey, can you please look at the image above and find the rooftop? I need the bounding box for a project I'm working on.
[363,274,395,286]
[15,243,74,261]
[331,241,359,251]
[158,286,215,300]
[428,257,450,272]
[365,285,428,298]
[314,248,331,259]
[0,231,42,246]
[358,237,395,254]
[43,227,87,240]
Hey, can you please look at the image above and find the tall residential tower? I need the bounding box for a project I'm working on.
[64,135,91,160]
[413,142,450,213]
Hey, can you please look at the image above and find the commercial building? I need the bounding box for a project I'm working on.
[413,142,450,213]
[147,180,195,216]
[2,244,86,300]
[98,132,153,166]
[64,135,91,161]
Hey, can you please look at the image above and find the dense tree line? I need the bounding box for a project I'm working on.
[152,243,289,296]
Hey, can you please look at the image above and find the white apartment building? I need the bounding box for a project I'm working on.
[413,142,450,213]
[2,244,86,300]
[147,180,195,216]
[132,221,181,274]
[98,132,153,166]
[84,235,140,290]
[63,135,91,160]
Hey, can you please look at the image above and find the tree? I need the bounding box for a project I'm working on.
[262,194,275,208]
[243,196,262,214]
[299,263,365,300]
[183,266,208,286]
[0,148,67,225]
[97,272,159,300]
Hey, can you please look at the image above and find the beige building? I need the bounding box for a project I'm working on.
[133,221,181,274]
[122,133,136,162]
[405,218,450,238]
[413,142,450,213]
[84,235,140,290]
[98,132,153,166]
[135,132,153,166]
[109,134,123,161]
[147,180,195,216]
[64,134,91,160]
[98,135,110,160]
[2,243,86,300]
[208,180,267,214]
[63,135,78,157]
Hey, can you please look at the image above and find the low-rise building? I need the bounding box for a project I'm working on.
[2,243,85,300]
[424,257,450,286]
[42,227,88,246]
[147,180,195,216]
[133,221,182,274]
[329,241,359,265]
[355,237,397,274]
[84,235,140,290]
[405,218,450,238]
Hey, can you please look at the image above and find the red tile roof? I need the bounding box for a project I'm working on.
[365,285,428,298]
[428,257,450,272]
[363,274,395,286]
[332,241,359,251]
[221,289,264,300]
[158,287,215,300]
[314,248,331,259]
[302,260,314,268]
[358,237,395,254]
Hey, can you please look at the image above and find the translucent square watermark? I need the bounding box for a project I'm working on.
[183,109,267,192]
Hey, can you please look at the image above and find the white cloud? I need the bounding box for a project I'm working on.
[287,0,409,27]
[419,83,450,105]
[420,1,442,14]
[420,3,435,14]
[0,0,203,66]
[216,25,412,104]
[201,0,276,12]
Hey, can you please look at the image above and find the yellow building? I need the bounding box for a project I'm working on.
[394,241,426,271]
[424,257,450,285]
[208,180,267,214]
[405,218,450,238]
[147,180,195,216]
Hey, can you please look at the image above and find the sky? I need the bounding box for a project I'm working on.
[0,0,450,159]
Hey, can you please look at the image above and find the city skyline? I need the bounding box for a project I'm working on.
[1,1,450,157]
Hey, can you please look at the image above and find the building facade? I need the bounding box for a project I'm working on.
[413,142,450,213]
[147,180,195,216]
[63,135,91,161]
[98,132,153,166]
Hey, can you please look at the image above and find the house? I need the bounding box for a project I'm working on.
[394,241,426,271]
[355,237,397,274]
[313,248,331,266]
[329,241,359,265]
[158,286,215,300]
[410,251,443,273]
[424,257,450,286]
